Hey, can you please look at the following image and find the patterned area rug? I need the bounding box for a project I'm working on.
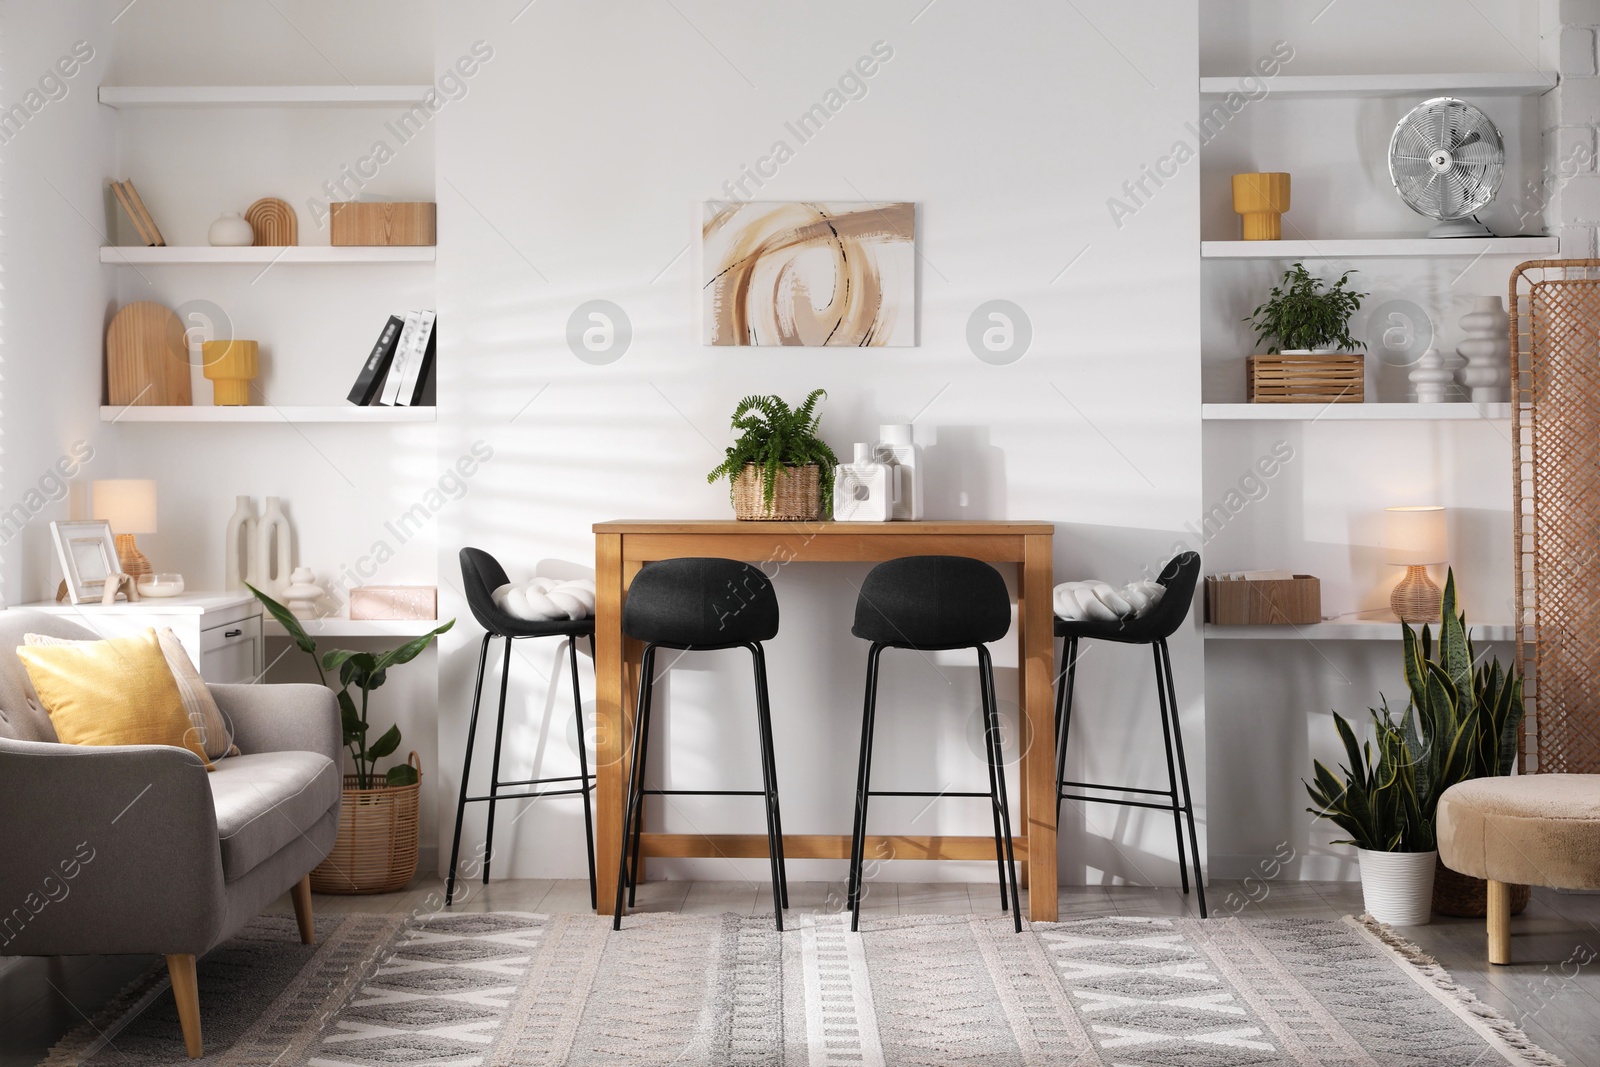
[43,911,1562,1066]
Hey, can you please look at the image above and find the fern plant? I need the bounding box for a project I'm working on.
[706,389,840,512]
[1245,262,1367,353]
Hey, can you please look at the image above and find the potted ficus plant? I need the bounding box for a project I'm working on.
[707,389,840,521]
[250,584,453,894]
[1245,262,1368,354]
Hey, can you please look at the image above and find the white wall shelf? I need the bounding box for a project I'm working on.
[1203,402,1511,421]
[264,617,445,639]
[98,85,432,108]
[1199,72,1557,99]
[100,405,435,423]
[1206,620,1515,642]
[101,246,435,264]
[1201,237,1557,259]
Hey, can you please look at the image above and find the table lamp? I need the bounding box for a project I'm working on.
[92,479,157,581]
[1386,505,1447,623]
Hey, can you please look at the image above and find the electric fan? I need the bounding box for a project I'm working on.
[1387,97,1504,238]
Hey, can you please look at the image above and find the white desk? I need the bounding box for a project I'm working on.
[16,592,264,684]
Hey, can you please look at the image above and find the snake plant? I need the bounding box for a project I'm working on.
[706,389,840,511]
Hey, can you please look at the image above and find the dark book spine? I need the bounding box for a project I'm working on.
[348,315,404,405]
[406,317,437,406]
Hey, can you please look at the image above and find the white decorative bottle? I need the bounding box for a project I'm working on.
[283,566,324,619]
[875,424,923,521]
[256,496,293,595]
[1409,347,1454,404]
[1456,295,1511,403]
[833,443,894,522]
[208,211,254,247]
[224,495,256,591]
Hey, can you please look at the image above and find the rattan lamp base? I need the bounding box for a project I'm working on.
[1391,564,1441,623]
[114,533,153,581]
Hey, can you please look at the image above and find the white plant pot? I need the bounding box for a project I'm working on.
[1358,848,1436,925]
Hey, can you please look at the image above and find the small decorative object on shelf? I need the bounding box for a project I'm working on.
[1231,172,1290,240]
[50,520,119,605]
[201,339,258,405]
[110,179,165,246]
[256,496,293,596]
[136,573,185,598]
[1386,505,1447,623]
[1456,295,1511,403]
[1409,347,1454,403]
[1389,98,1503,239]
[244,197,298,246]
[283,567,324,619]
[207,210,254,247]
[106,301,191,406]
[1244,263,1367,403]
[874,423,922,520]
[349,586,438,621]
[833,443,894,522]
[1205,571,1321,624]
[329,201,436,246]
[224,495,257,591]
[101,573,141,605]
[92,479,158,581]
[708,389,838,521]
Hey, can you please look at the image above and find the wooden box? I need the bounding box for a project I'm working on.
[329,202,437,246]
[1205,575,1321,625]
[1247,353,1363,403]
[350,586,438,621]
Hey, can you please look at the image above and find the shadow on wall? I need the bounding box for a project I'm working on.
[922,426,1007,519]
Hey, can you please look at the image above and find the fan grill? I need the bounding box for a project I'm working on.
[1388,97,1504,222]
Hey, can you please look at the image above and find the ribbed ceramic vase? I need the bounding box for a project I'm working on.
[1456,295,1510,403]
[1358,848,1436,925]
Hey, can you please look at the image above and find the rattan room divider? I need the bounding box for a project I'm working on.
[1510,259,1600,773]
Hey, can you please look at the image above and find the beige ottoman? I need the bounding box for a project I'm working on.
[1437,774,1600,964]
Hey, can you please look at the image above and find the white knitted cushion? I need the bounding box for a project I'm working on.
[1052,579,1165,622]
[491,577,597,621]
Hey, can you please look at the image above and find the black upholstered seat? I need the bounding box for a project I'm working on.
[851,555,1011,650]
[623,557,779,648]
[461,546,593,639]
[1053,552,1199,644]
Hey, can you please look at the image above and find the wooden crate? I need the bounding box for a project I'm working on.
[1205,575,1321,625]
[1247,353,1363,403]
[330,202,437,246]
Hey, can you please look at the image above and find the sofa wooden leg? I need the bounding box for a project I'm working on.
[291,874,315,946]
[165,953,203,1058]
[1487,879,1512,965]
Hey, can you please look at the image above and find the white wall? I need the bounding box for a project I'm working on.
[434,0,1203,888]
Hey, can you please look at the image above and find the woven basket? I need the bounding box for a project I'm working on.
[730,463,821,521]
[1432,856,1531,917]
[309,752,421,895]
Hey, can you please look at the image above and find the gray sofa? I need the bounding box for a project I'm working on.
[0,611,341,1058]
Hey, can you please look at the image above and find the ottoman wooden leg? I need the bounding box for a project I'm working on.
[1487,879,1512,965]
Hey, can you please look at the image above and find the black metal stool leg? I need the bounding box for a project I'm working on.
[1152,643,1191,896]
[848,644,884,932]
[980,645,1022,931]
[482,636,515,885]
[1054,637,1079,824]
[447,633,494,906]
[626,661,656,907]
[569,636,598,910]
[613,645,656,929]
[748,644,785,930]
[1160,640,1207,918]
[750,643,788,908]
[981,659,1011,912]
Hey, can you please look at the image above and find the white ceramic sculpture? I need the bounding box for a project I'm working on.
[225,495,257,591]
[875,424,923,521]
[256,496,292,596]
[283,566,323,619]
[1457,295,1511,403]
[1409,346,1454,404]
[833,443,894,522]
[208,211,254,247]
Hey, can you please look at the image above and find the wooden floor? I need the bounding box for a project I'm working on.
[4,879,1598,1066]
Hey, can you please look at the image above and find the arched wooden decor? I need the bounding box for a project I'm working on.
[106,301,191,406]
[1510,259,1600,773]
[246,197,298,246]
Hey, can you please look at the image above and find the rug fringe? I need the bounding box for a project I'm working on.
[36,962,168,1067]
[1355,914,1566,1067]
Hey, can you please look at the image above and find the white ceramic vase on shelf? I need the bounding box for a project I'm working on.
[208,211,254,247]
[1409,347,1453,404]
[1456,295,1511,403]
[833,443,894,522]
[283,567,323,619]
[224,495,257,591]
[256,496,293,596]
[1357,848,1437,925]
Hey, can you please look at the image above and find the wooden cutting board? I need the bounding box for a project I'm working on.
[106,302,191,406]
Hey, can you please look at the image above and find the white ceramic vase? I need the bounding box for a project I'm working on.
[225,495,257,591]
[1456,295,1511,403]
[256,496,293,596]
[1357,848,1436,925]
[283,566,323,619]
[208,211,254,247]
[1409,347,1453,403]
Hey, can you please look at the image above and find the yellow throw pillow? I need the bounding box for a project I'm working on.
[17,628,214,770]
[25,628,239,760]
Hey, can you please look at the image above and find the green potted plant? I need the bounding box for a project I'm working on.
[250,584,453,894]
[1245,262,1368,353]
[706,389,840,521]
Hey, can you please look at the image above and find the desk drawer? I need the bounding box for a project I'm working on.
[201,616,261,684]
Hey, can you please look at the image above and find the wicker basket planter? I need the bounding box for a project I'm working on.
[310,752,422,895]
[730,463,822,521]
[1432,856,1530,918]
[1247,353,1364,403]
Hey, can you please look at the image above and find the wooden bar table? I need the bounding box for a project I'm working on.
[593,520,1058,922]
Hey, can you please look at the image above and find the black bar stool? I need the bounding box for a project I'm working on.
[847,555,1021,933]
[447,547,597,907]
[614,557,788,930]
[1054,551,1206,917]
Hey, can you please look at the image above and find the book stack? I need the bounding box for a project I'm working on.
[110,180,165,246]
[347,312,436,407]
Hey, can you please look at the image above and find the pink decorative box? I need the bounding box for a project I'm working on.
[349,586,437,621]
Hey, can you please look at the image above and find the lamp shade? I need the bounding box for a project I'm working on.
[92,480,157,535]
[1385,505,1447,565]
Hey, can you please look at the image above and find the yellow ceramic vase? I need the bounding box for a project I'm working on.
[1232,172,1291,240]
[201,340,259,406]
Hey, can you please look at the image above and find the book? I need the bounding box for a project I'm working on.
[378,311,423,406]
[121,180,165,246]
[111,182,154,245]
[348,315,404,405]
[395,312,435,406]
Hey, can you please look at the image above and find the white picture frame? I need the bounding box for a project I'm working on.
[50,520,118,605]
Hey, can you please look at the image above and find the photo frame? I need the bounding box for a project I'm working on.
[50,520,119,605]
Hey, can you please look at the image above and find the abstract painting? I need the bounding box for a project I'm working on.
[703,201,915,346]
